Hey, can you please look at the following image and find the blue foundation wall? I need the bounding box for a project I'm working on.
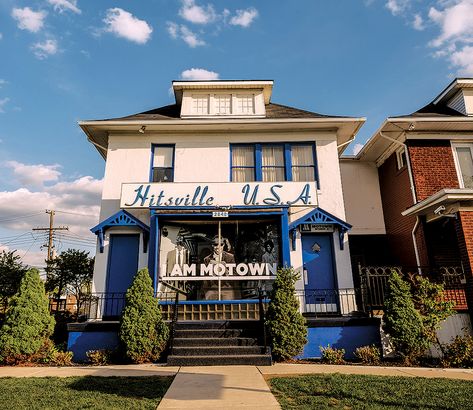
[67,322,120,362]
[298,318,381,359]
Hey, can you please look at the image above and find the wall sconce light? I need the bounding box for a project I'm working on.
[139,125,146,134]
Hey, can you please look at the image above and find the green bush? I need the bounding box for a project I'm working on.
[266,267,307,361]
[383,271,429,364]
[442,335,473,368]
[320,345,345,364]
[87,349,113,366]
[119,268,169,363]
[0,269,55,364]
[354,345,381,364]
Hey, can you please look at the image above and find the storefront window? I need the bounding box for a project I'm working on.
[158,218,280,300]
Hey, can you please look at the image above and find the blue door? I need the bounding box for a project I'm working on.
[105,234,140,317]
[301,234,337,313]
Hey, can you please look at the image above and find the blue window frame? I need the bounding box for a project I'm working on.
[150,144,175,183]
[230,142,317,183]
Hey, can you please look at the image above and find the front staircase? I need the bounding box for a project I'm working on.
[166,320,272,366]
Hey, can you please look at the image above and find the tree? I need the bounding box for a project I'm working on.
[266,267,307,361]
[383,271,429,363]
[0,250,27,312]
[119,268,169,363]
[46,249,94,318]
[0,268,55,363]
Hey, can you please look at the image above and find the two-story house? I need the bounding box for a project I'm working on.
[341,78,473,343]
[68,80,387,362]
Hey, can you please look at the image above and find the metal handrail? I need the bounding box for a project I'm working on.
[258,289,270,354]
[167,292,180,354]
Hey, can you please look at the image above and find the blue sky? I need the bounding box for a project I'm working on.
[1,0,472,265]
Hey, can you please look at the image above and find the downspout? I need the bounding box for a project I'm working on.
[379,131,422,272]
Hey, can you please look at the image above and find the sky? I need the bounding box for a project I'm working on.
[1,0,472,266]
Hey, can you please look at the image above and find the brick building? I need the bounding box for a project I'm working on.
[342,78,473,336]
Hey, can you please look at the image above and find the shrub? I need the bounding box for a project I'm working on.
[52,351,74,366]
[0,269,55,363]
[119,268,169,363]
[266,267,307,361]
[441,335,473,368]
[355,345,381,365]
[320,345,345,364]
[87,349,113,366]
[383,271,428,364]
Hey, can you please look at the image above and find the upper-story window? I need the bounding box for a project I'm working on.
[151,145,174,182]
[192,95,209,115]
[230,143,317,183]
[453,143,473,188]
[237,94,254,114]
[214,94,231,115]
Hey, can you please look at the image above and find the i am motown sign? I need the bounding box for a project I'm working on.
[120,182,318,208]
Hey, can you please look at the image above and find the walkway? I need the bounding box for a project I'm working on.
[1,363,472,409]
[158,365,280,409]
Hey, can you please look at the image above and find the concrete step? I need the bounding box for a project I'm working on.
[174,320,261,330]
[174,328,258,338]
[172,337,260,347]
[172,346,265,356]
[167,354,272,366]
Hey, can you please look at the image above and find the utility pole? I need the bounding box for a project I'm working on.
[33,210,69,262]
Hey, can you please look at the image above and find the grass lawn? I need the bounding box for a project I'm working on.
[269,373,473,410]
[0,376,173,409]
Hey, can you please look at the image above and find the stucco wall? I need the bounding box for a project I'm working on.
[94,130,353,293]
[339,159,386,235]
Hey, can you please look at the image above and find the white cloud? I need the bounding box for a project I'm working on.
[385,0,410,16]
[31,39,58,59]
[0,98,10,113]
[428,1,473,47]
[450,45,473,75]
[11,7,47,33]
[179,0,216,24]
[0,33,3,40]
[47,0,81,14]
[4,161,61,187]
[427,1,473,75]
[103,8,153,44]
[229,8,258,27]
[0,79,7,88]
[180,68,219,80]
[352,143,364,155]
[412,13,425,30]
[167,22,205,47]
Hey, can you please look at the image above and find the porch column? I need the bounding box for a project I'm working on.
[454,211,473,319]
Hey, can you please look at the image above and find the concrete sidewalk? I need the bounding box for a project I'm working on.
[0,364,179,378]
[157,365,280,409]
[260,363,473,381]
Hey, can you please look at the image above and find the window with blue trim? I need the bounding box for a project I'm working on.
[151,145,174,182]
[231,143,316,183]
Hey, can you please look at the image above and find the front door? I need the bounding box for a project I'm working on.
[105,234,140,317]
[301,234,337,313]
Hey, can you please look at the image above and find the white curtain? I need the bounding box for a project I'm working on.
[232,146,254,182]
[262,146,284,182]
[291,145,314,181]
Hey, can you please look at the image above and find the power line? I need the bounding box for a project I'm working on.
[0,212,44,223]
[55,210,97,217]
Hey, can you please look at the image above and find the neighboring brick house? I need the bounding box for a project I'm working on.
[342,78,473,325]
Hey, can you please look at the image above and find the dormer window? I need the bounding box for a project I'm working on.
[192,95,209,115]
[237,94,254,114]
[214,94,231,115]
